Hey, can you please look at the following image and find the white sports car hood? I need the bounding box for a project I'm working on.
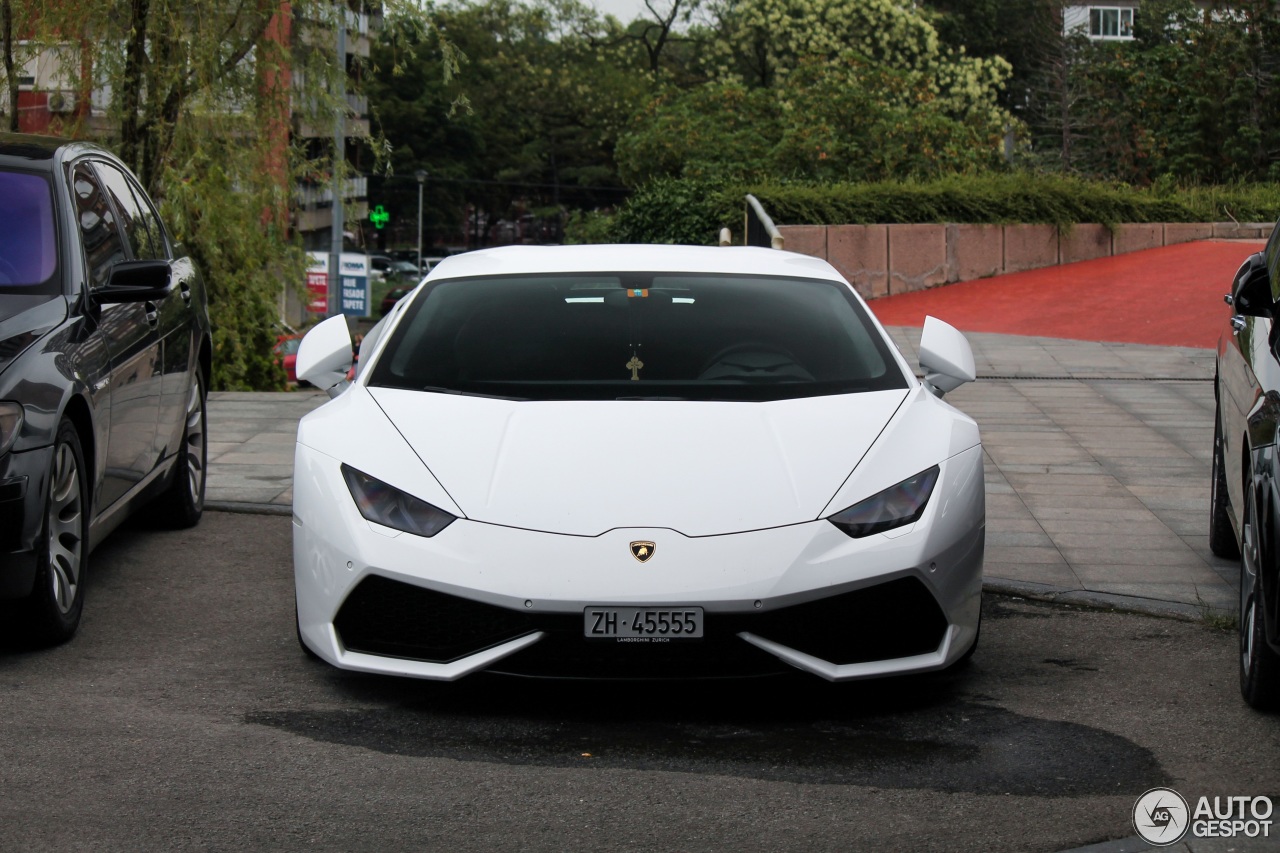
[366,387,909,537]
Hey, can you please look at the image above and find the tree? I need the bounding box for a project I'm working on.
[10,2,435,389]
[616,0,1015,183]
[366,0,649,248]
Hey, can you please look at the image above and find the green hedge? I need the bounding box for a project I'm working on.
[611,175,1280,245]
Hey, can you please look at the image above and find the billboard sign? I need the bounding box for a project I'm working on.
[306,252,371,317]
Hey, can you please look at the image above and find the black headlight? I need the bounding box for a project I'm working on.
[828,466,940,538]
[341,464,456,538]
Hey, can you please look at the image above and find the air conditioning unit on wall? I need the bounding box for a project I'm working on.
[47,91,76,113]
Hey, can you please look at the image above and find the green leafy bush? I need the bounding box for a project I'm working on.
[608,175,1280,245]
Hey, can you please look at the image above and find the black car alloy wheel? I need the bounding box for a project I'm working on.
[151,372,206,528]
[1239,473,1280,710]
[23,417,89,644]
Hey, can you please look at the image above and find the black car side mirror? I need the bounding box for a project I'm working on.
[96,259,173,303]
[1230,252,1272,318]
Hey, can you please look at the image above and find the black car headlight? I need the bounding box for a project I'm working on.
[0,402,23,456]
[341,464,456,537]
[828,466,940,538]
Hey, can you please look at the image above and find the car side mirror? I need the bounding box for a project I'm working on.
[96,259,173,303]
[1230,252,1272,318]
[296,314,354,397]
[918,316,976,398]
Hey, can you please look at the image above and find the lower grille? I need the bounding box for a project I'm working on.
[333,574,948,675]
[748,577,949,665]
[334,575,538,663]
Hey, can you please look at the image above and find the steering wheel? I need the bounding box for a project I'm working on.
[698,341,803,378]
[0,256,18,285]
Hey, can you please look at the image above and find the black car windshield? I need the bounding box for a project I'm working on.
[368,272,908,402]
[0,169,58,293]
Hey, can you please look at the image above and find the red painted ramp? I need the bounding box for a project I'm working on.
[867,240,1265,349]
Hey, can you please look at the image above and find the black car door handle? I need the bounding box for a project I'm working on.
[179,281,191,304]
[145,301,159,326]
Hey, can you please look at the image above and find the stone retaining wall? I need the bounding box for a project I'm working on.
[777,221,1274,300]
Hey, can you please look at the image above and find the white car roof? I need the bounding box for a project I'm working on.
[426,244,845,282]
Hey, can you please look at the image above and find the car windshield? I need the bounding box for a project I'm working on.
[368,272,908,402]
[0,169,58,293]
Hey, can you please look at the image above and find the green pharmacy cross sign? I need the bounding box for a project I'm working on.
[370,204,390,230]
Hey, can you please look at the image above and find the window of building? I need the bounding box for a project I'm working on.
[1089,7,1135,39]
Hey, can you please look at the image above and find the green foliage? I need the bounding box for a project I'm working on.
[611,175,1280,244]
[563,208,619,244]
[163,134,306,391]
[616,0,1015,187]
[613,178,742,244]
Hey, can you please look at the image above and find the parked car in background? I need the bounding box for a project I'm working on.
[0,132,212,644]
[370,255,419,282]
[1212,225,1280,710]
[274,334,302,383]
[291,245,983,683]
[379,285,413,317]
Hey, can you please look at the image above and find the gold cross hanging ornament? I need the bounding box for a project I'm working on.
[626,354,644,381]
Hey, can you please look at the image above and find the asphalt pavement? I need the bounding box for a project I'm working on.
[3,511,1275,853]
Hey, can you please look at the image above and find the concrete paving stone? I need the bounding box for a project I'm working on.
[213,450,297,465]
[242,432,298,445]
[206,486,291,504]
[1030,506,1163,522]
[1133,497,1211,514]
[1060,546,1212,568]
[983,561,1081,588]
[1079,580,1235,611]
[985,545,1070,564]
[1119,475,1212,489]
[208,466,296,483]
[985,499,1038,521]
[1010,481,1133,497]
[1021,493,1150,510]
[987,451,1095,466]
[1076,445,1193,461]
[981,430,1074,442]
[997,463,1110,476]
[1068,558,1225,583]
[1157,510,1215,536]
[987,517,1052,534]
[988,530,1057,547]
[1047,532,1188,550]
[1034,517,1176,536]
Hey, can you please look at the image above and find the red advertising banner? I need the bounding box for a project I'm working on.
[306,270,327,314]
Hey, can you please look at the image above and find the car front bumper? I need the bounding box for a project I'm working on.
[0,445,52,598]
[293,443,985,681]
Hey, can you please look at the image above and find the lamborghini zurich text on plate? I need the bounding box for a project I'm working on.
[291,245,985,681]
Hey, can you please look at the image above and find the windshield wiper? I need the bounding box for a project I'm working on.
[420,385,528,401]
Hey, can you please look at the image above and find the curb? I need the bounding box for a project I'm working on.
[203,503,1222,625]
[206,500,293,517]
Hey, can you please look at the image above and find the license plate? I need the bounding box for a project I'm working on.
[583,607,704,640]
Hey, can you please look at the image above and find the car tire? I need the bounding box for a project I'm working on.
[1211,410,1240,559]
[151,371,207,529]
[20,418,89,645]
[1239,477,1280,710]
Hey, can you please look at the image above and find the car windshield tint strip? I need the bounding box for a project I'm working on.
[0,171,57,288]
[369,272,908,402]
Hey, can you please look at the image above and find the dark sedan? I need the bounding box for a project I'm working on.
[1213,223,1280,709]
[0,133,211,644]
